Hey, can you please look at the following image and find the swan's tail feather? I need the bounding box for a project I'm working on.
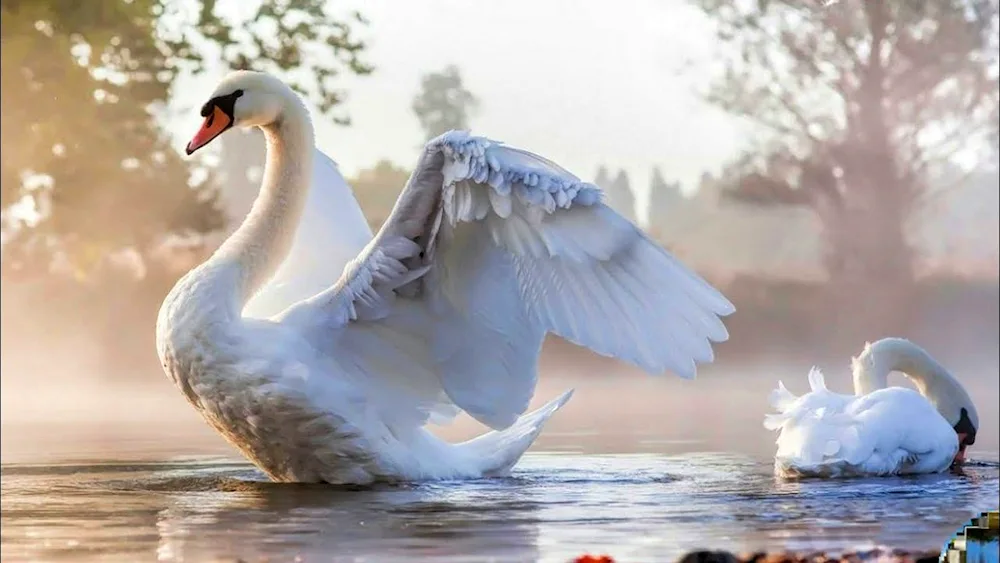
[807,367,827,392]
[772,401,872,477]
[764,379,799,431]
[773,421,870,478]
[764,365,880,477]
[459,389,573,476]
[769,380,798,412]
[763,413,788,431]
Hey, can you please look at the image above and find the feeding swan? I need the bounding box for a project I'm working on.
[765,337,978,478]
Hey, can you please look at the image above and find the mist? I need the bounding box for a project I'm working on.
[2,0,998,469]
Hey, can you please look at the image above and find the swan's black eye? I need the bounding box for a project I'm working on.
[233,89,244,98]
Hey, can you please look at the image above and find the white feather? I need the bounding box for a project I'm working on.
[764,348,965,478]
[243,149,373,319]
[287,131,734,431]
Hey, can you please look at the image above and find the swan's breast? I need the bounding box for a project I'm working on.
[158,305,385,483]
[156,262,244,392]
[192,362,381,484]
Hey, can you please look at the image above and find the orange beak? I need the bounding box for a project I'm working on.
[954,433,968,466]
[185,106,232,155]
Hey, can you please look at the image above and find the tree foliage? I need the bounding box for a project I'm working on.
[606,169,637,223]
[594,165,611,190]
[648,166,684,226]
[0,0,371,276]
[694,0,999,332]
[161,0,373,120]
[349,160,411,231]
[411,65,479,141]
[695,0,999,283]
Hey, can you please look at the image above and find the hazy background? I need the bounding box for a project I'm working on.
[2,0,998,464]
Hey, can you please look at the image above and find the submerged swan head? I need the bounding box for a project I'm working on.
[851,337,979,464]
[185,71,300,155]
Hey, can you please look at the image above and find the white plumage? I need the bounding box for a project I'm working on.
[764,338,979,478]
[243,150,373,319]
[157,71,734,484]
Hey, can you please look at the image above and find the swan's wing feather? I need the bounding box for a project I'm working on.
[245,148,373,319]
[292,131,733,430]
[305,236,429,326]
[807,367,828,392]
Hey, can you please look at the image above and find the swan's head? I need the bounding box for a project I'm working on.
[853,338,979,465]
[185,71,299,155]
[945,403,978,466]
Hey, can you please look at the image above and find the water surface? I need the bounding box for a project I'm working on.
[2,452,997,563]
[3,369,998,562]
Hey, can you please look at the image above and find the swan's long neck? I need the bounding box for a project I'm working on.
[155,90,314,399]
[214,109,314,308]
[850,338,970,409]
[173,97,314,322]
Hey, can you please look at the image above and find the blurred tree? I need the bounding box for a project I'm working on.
[412,65,479,141]
[649,166,670,193]
[694,0,999,330]
[0,0,372,277]
[348,160,412,231]
[606,169,637,223]
[648,166,683,224]
[594,165,611,189]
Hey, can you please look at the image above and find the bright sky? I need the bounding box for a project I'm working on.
[168,0,749,216]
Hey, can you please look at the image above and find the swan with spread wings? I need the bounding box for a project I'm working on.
[156,71,734,484]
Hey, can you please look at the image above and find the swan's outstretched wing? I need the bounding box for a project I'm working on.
[245,148,373,319]
[286,131,734,430]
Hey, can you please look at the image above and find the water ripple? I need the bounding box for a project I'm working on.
[2,452,997,563]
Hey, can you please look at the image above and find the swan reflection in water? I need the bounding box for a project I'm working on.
[151,466,544,562]
[145,454,1000,562]
[1,454,997,562]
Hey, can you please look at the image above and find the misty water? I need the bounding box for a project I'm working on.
[2,367,998,562]
[2,448,998,563]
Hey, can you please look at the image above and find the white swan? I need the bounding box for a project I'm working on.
[764,337,979,478]
[156,71,735,484]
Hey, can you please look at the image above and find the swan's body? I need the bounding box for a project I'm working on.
[764,338,979,478]
[156,71,734,484]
